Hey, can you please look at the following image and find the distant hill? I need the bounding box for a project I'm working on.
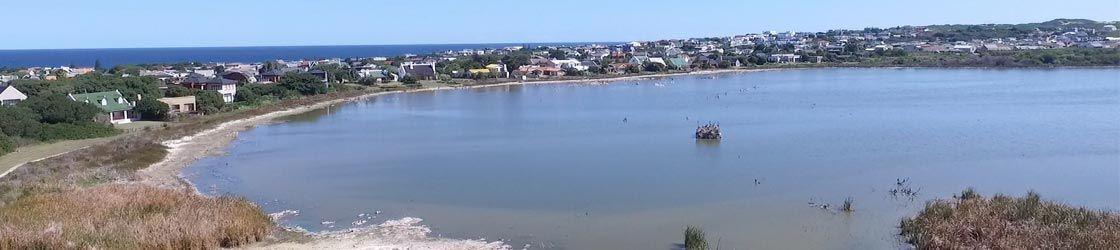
[920,19,1118,41]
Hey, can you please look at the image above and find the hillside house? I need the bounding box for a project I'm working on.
[178,74,238,102]
[158,96,198,115]
[0,85,28,105]
[399,63,438,80]
[69,90,135,124]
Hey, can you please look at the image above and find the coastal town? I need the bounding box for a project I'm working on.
[0,19,1118,128]
[0,17,1118,250]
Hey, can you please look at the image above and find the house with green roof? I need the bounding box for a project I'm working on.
[667,57,691,70]
[68,90,135,124]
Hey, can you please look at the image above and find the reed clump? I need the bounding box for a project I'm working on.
[0,184,272,249]
[684,225,708,250]
[841,197,854,213]
[901,189,1120,249]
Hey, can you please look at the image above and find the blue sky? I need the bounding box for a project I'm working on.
[5,0,1118,50]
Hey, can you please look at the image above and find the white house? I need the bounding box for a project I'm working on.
[551,59,588,71]
[0,85,28,106]
[768,54,801,63]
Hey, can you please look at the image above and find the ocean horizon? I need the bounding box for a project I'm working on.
[0,42,612,68]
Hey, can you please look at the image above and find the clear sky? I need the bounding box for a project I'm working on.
[5,0,1118,50]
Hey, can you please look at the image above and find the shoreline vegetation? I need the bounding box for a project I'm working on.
[901,189,1120,249]
[0,18,1118,248]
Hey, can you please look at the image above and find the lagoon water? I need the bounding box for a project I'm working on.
[186,68,1120,249]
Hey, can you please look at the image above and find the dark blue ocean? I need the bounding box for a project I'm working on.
[0,43,602,68]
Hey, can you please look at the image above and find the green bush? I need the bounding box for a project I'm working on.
[134,98,169,121]
[234,87,260,103]
[684,226,708,250]
[400,75,419,86]
[194,90,225,114]
[70,74,162,102]
[20,95,104,124]
[280,72,327,95]
[0,106,44,138]
[164,85,194,97]
[0,134,14,156]
[35,123,119,141]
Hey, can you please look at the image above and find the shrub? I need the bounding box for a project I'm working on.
[164,85,193,97]
[194,90,225,114]
[280,72,327,95]
[0,134,14,155]
[35,123,119,141]
[0,106,43,138]
[400,75,419,86]
[234,86,260,103]
[134,98,169,121]
[901,189,1120,249]
[684,226,708,250]
[20,95,103,124]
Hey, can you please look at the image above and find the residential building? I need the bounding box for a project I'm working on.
[68,90,135,124]
[399,63,438,80]
[358,69,393,82]
[158,96,198,115]
[0,85,28,105]
[220,71,257,83]
[178,74,238,103]
[551,59,588,71]
[768,54,801,63]
[667,57,690,70]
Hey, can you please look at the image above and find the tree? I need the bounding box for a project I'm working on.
[194,90,225,114]
[134,98,169,121]
[0,133,14,155]
[94,59,104,72]
[20,95,104,124]
[9,79,73,97]
[234,87,260,103]
[165,85,193,97]
[643,62,666,72]
[0,106,43,138]
[280,72,328,95]
[71,74,163,101]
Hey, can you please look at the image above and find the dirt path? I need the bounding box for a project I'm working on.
[0,136,118,178]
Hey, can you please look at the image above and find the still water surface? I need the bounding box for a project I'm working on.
[187,68,1120,249]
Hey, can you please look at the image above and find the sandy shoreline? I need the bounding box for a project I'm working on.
[134,68,776,249]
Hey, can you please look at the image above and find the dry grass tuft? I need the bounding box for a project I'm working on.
[901,189,1120,249]
[0,184,272,249]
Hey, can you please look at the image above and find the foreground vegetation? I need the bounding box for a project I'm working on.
[901,189,1120,249]
[0,184,271,249]
[0,81,377,247]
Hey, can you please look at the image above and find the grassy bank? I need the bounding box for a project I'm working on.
[0,87,379,248]
[901,189,1120,249]
[0,184,271,249]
